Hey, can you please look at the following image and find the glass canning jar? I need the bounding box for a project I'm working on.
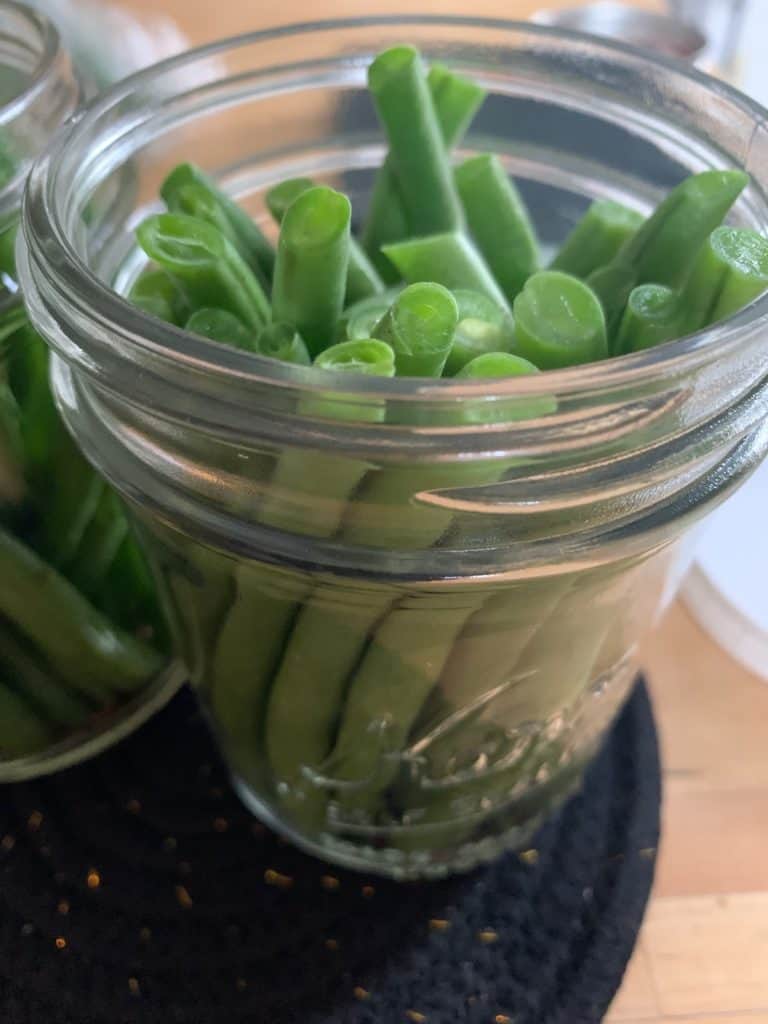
[0,0,180,781]
[18,17,768,874]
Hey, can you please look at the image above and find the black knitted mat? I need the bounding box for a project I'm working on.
[0,678,660,1024]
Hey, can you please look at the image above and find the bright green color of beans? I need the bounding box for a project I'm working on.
[367,46,463,236]
[0,523,163,700]
[266,177,384,305]
[271,186,351,357]
[371,283,458,377]
[137,213,270,330]
[255,322,311,365]
[362,61,485,279]
[265,178,316,221]
[0,681,53,756]
[160,162,275,281]
[455,154,539,302]
[589,170,748,334]
[361,169,408,285]
[444,319,514,376]
[615,285,683,354]
[456,351,538,379]
[383,232,509,310]
[550,199,644,278]
[681,225,768,333]
[427,62,487,149]
[621,170,748,287]
[443,289,517,375]
[453,289,513,330]
[128,268,190,326]
[314,338,396,379]
[513,270,608,369]
[185,308,255,351]
[212,337,396,767]
[0,620,92,729]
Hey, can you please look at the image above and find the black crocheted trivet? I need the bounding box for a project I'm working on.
[0,678,660,1024]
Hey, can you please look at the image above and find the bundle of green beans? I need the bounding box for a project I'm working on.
[0,203,167,760]
[128,44,768,851]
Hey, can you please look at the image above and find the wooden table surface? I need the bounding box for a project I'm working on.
[122,1,768,1018]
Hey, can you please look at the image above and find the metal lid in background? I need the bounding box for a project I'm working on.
[532,2,707,64]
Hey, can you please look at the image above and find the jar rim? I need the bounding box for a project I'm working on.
[0,0,61,129]
[20,14,768,407]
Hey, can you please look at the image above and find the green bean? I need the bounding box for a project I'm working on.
[259,339,394,537]
[34,440,105,568]
[362,62,485,278]
[0,523,163,700]
[622,169,748,287]
[210,562,304,774]
[338,287,401,341]
[0,620,93,728]
[367,46,463,236]
[265,580,396,827]
[444,320,515,376]
[266,177,384,304]
[443,289,517,376]
[0,681,53,757]
[185,308,255,351]
[255,322,311,365]
[322,358,549,819]
[680,225,768,334]
[128,268,191,326]
[330,591,481,818]
[64,486,129,599]
[455,154,539,302]
[152,531,234,688]
[271,186,351,357]
[589,169,748,334]
[453,289,514,330]
[383,232,509,310]
[550,199,644,278]
[265,177,316,222]
[427,62,487,150]
[160,162,275,281]
[346,301,392,341]
[395,562,630,850]
[6,324,57,488]
[513,270,608,369]
[456,351,538,379]
[136,213,270,330]
[212,340,395,773]
[371,282,458,377]
[615,284,684,355]
[313,338,395,379]
[97,530,166,640]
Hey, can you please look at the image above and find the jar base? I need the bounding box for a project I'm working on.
[230,760,588,880]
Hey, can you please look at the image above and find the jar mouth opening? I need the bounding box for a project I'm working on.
[0,1,60,123]
[22,14,768,407]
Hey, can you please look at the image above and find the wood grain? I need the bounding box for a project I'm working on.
[116,0,767,1017]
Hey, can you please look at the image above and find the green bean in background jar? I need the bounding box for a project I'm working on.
[17,20,768,876]
[0,1,179,780]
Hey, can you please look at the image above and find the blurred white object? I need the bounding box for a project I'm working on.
[25,0,219,91]
[682,460,768,680]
